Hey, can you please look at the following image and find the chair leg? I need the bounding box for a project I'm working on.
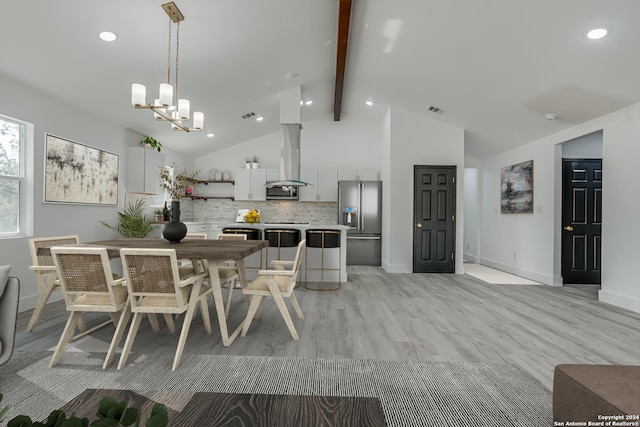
[289,291,304,320]
[265,277,298,340]
[103,304,132,369]
[147,313,160,333]
[200,297,212,334]
[255,295,267,318]
[241,295,264,337]
[50,311,83,367]
[117,312,143,370]
[109,312,120,326]
[163,313,176,333]
[172,303,197,371]
[224,280,234,319]
[26,280,57,333]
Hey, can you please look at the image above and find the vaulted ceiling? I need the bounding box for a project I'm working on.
[1,1,639,159]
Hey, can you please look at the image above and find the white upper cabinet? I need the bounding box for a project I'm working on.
[127,147,165,194]
[299,169,338,202]
[234,168,267,201]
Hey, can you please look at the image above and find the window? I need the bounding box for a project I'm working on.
[0,114,33,237]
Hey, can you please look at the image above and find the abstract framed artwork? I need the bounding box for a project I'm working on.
[501,160,533,213]
[44,134,119,205]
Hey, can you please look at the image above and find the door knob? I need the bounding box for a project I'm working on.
[564,226,574,231]
[416,223,422,228]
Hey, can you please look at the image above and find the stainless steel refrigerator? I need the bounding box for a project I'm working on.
[338,180,382,265]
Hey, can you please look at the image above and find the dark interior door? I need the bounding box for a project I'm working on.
[562,159,602,284]
[413,166,456,273]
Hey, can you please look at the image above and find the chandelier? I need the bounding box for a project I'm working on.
[130,2,204,132]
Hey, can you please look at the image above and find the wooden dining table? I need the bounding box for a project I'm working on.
[40,238,268,346]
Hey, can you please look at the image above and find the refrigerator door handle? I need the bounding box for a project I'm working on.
[359,182,364,231]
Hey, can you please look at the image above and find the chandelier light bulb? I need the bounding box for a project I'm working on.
[159,83,173,107]
[131,84,146,106]
[178,99,190,120]
[193,112,204,130]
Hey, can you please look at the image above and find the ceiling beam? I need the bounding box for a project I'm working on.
[334,0,352,121]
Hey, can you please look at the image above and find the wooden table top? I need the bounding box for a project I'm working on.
[59,388,387,427]
[39,238,268,261]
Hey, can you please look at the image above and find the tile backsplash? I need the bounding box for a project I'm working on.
[182,199,338,224]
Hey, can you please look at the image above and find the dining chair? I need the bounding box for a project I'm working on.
[241,239,306,340]
[27,235,87,334]
[216,233,247,318]
[118,248,212,371]
[49,246,130,369]
[181,233,208,273]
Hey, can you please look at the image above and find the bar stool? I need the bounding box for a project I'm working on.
[263,229,301,269]
[304,229,341,291]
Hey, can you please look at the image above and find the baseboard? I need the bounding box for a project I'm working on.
[479,258,554,285]
[463,253,478,263]
[598,290,640,314]
[381,261,411,274]
[19,292,63,313]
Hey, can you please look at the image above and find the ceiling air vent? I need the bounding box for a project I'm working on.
[242,112,256,119]
[428,106,443,114]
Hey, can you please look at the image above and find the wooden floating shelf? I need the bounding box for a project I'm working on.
[184,178,235,185]
[188,195,235,201]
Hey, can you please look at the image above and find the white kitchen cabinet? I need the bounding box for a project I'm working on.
[299,169,338,201]
[127,147,165,194]
[234,168,267,201]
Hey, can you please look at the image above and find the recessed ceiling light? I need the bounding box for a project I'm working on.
[587,28,608,40]
[545,113,557,120]
[256,116,264,122]
[365,100,373,106]
[305,100,313,105]
[207,133,215,138]
[99,31,117,42]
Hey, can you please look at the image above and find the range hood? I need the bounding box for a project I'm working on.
[265,86,310,188]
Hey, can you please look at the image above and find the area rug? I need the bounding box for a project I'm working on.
[0,351,551,426]
[464,263,541,285]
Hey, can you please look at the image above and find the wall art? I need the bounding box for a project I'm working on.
[501,160,533,213]
[44,134,118,205]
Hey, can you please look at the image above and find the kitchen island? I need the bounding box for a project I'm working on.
[218,223,349,283]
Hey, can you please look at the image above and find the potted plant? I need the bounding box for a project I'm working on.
[244,157,252,169]
[251,156,259,169]
[140,135,162,152]
[1,393,168,426]
[100,199,155,238]
[154,209,164,221]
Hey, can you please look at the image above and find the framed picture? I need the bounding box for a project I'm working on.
[44,134,119,205]
[501,160,533,213]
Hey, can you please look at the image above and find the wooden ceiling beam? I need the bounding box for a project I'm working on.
[334,0,352,121]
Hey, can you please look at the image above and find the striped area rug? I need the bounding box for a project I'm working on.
[0,351,551,426]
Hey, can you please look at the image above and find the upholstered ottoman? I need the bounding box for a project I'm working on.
[553,364,640,422]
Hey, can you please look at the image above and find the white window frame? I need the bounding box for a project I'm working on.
[0,113,34,238]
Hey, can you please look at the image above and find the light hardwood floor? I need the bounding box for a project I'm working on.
[14,266,640,389]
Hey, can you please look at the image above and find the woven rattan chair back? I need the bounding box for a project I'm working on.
[29,235,79,268]
[120,248,187,309]
[184,233,207,240]
[51,246,121,310]
[216,233,247,241]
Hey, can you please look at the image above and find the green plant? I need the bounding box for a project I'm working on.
[244,157,252,164]
[100,199,154,238]
[140,136,162,152]
[2,394,168,427]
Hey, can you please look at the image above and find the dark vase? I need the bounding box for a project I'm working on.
[161,200,187,243]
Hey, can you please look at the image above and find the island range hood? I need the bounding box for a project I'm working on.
[265,86,310,189]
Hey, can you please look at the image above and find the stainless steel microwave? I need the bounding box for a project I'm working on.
[266,183,299,200]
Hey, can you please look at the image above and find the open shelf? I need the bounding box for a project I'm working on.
[184,178,235,185]
[189,195,235,201]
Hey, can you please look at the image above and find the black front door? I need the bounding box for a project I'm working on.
[562,159,602,284]
[413,166,456,273]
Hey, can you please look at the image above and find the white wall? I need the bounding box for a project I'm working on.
[384,106,465,273]
[463,168,479,262]
[380,108,392,269]
[600,116,640,311]
[478,101,640,313]
[562,131,603,158]
[194,114,381,175]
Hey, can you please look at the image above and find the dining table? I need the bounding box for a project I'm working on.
[39,238,268,346]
